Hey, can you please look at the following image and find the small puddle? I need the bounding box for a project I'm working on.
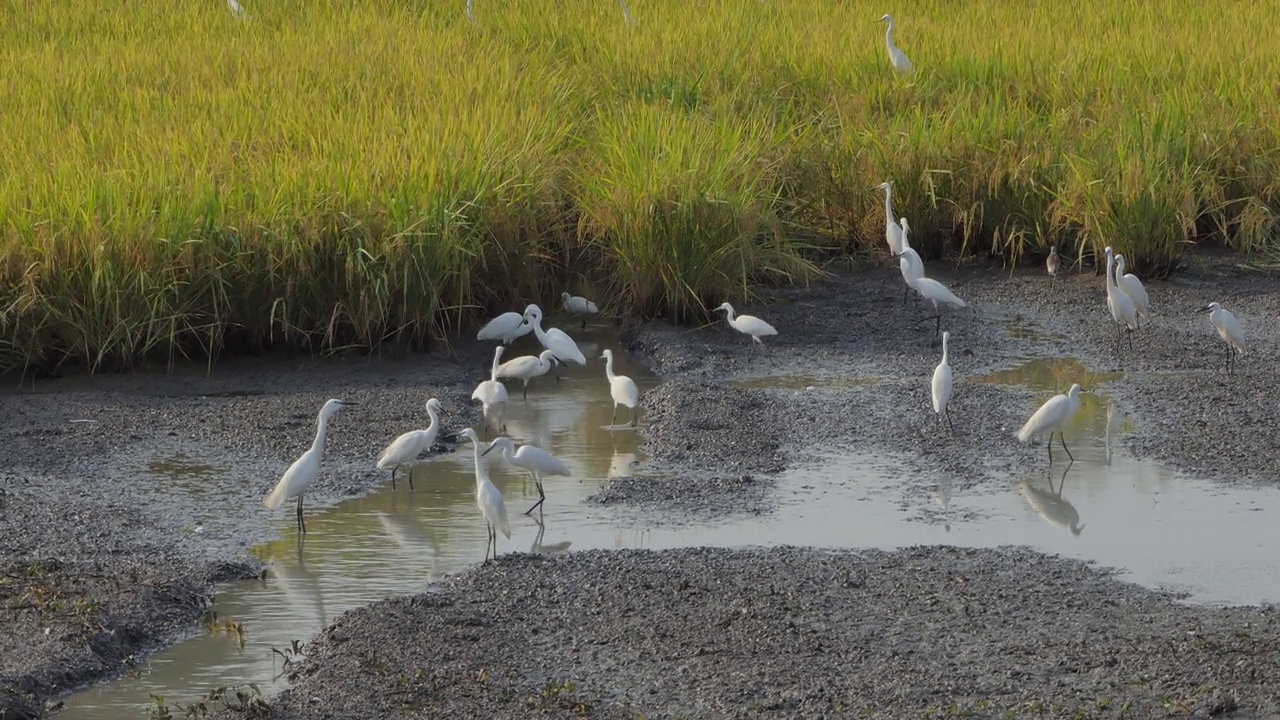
[729,375,887,391]
[54,351,1280,717]
[973,357,1123,392]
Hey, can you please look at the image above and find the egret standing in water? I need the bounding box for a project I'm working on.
[376,398,444,491]
[521,304,587,368]
[471,346,509,439]
[1200,302,1245,375]
[874,181,904,256]
[1114,254,1149,327]
[1104,247,1138,351]
[477,310,534,345]
[600,349,640,428]
[1046,247,1061,285]
[715,302,778,347]
[457,428,510,562]
[1016,383,1082,464]
[496,349,558,400]
[931,331,954,432]
[482,436,571,516]
[560,292,599,330]
[878,14,914,74]
[263,399,355,534]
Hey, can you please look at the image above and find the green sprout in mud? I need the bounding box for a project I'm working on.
[147,684,270,719]
[270,638,307,678]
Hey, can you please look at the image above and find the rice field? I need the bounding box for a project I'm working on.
[2,0,1278,372]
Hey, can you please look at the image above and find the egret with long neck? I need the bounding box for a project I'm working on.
[263,398,354,535]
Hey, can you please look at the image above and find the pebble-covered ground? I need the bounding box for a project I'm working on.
[5,255,1280,718]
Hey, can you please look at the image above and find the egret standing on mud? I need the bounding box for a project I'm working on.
[263,398,354,535]
[878,14,914,74]
[1016,383,1082,464]
[471,346,509,439]
[477,310,533,345]
[521,304,587,368]
[1200,301,1245,375]
[561,292,599,329]
[457,428,511,562]
[1104,247,1138,351]
[893,261,967,338]
[601,349,640,428]
[1114,254,1149,327]
[483,436,571,516]
[496,349,558,400]
[376,398,444,491]
[932,331,954,432]
[715,302,777,347]
[897,217,925,305]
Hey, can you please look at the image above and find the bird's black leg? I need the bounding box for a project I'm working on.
[935,312,942,338]
[1059,432,1074,462]
[525,477,546,516]
[581,317,587,330]
[610,405,618,429]
[296,495,306,535]
[391,466,398,491]
[523,383,529,400]
[902,285,909,306]
[631,409,638,428]
[1047,436,1054,464]
[408,467,415,491]
[945,407,954,432]
[484,523,493,563]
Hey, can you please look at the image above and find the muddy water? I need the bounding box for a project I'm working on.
[56,354,1280,718]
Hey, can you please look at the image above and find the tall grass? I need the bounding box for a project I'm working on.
[1,0,1278,371]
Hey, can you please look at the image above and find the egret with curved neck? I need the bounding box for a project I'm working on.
[264,398,354,534]
[458,428,511,562]
[376,398,444,491]
[878,14,914,74]
[1103,247,1137,352]
[601,349,640,428]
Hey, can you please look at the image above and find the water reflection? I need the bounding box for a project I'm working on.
[1019,463,1084,536]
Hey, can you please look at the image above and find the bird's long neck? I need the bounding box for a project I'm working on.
[604,354,616,381]
[426,406,439,433]
[723,307,736,323]
[311,412,331,455]
[885,21,896,49]
[941,336,949,363]
[472,443,489,487]
[882,189,894,226]
[1104,254,1116,289]
[490,352,502,380]
[502,444,518,464]
[1116,257,1126,278]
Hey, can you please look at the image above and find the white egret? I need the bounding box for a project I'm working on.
[714,302,778,346]
[375,398,444,491]
[471,346,509,439]
[874,181,904,256]
[482,436,571,516]
[263,398,354,534]
[1200,301,1245,375]
[1016,383,1082,464]
[477,311,534,345]
[1113,254,1150,326]
[931,331,954,432]
[457,428,510,562]
[601,349,640,428]
[1103,247,1138,351]
[1046,247,1060,285]
[878,14,914,74]
[227,0,245,15]
[466,0,475,24]
[495,349,558,400]
[618,0,636,25]
[561,292,599,329]
[892,261,967,337]
[521,304,587,367]
[897,217,925,305]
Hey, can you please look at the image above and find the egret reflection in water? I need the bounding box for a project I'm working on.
[1019,463,1084,536]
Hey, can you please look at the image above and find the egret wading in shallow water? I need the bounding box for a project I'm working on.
[263,399,355,534]
[476,311,533,345]
[521,304,587,370]
[483,436,571,516]
[561,292,599,330]
[1016,383,1082,464]
[601,349,640,428]
[878,14,914,74]
[931,331,954,432]
[897,217,925,306]
[1103,247,1138,352]
[714,302,777,347]
[1046,247,1061,285]
[457,428,510,562]
[874,182,904,256]
[496,349,558,400]
[1200,301,1245,375]
[1114,254,1149,326]
[376,398,444,491]
[471,346,509,439]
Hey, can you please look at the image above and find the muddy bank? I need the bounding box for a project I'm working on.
[252,545,1280,719]
[624,260,1280,486]
[0,344,544,716]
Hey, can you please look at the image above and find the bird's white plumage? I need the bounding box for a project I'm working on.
[561,292,599,316]
[522,304,587,365]
[898,217,925,290]
[1113,255,1149,320]
[715,302,778,345]
[459,429,511,558]
[484,436,571,480]
[875,181,904,255]
[908,276,966,309]
[1104,248,1138,334]
[227,0,244,15]
[931,331,953,417]
[1204,302,1245,353]
[466,0,475,24]
[601,349,640,427]
[618,0,636,25]
[879,14,914,74]
[377,398,443,473]
[263,399,348,514]
[472,346,509,433]
[477,311,533,345]
[495,349,557,398]
[1017,384,1082,443]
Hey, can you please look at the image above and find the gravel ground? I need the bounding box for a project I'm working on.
[6,255,1280,717]
[254,546,1280,720]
